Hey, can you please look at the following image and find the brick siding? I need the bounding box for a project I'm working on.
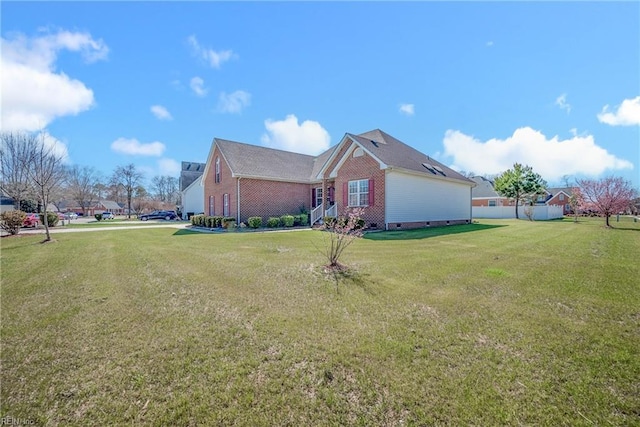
[324,141,386,229]
[203,146,237,218]
[238,179,311,223]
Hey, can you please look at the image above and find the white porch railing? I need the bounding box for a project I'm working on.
[311,203,324,225]
[325,204,337,218]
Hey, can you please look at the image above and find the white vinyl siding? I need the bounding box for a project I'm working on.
[181,175,204,219]
[385,171,471,223]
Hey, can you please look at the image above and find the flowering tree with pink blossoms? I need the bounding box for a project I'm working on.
[577,177,636,227]
[322,207,365,270]
[568,187,586,222]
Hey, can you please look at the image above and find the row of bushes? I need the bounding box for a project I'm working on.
[191,215,237,228]
[247,214,309,229]
[190,213,310,229]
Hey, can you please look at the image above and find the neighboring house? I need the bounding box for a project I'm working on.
[180,162,206,219]
[545,187,576,215]
[94,200,125,215]
[470,176,511,207]
[1,194,15,213]
[182,175,204,219]
[202,129,475,230]
[472,179,567,220]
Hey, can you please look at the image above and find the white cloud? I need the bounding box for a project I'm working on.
[1,29,108,132]
[597,96,640,126]
[187,35,234,69]
[399,103,415,116]
[158,158,181,175]
[190,76,208,97]
[150,105,173,121]
[37,130,70,163]
[111,138,165,157]
[555,93,571,113]
[442,127,633,182]
[261,114,331,155]
[217,90,251,114]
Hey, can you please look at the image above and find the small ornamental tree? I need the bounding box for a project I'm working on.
[578,177,636,227]
[322,207,365,270]
[568,187,585,222]
[494,163,547,219]
[0,210,26,235]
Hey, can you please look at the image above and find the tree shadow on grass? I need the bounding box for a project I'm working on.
[363,223,506,241]
[172,229,205,236]
[325,266,378,295]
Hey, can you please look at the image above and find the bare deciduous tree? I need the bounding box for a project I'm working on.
[67,165,100,215]
[112,164,143,219]
[27,134,67,242]
[0,132,36,209]
[151,175,179,205]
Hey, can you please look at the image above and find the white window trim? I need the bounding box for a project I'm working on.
[315,187,323,208]
[348,179,369,207]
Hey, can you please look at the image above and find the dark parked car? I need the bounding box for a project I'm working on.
[139,210,178,221]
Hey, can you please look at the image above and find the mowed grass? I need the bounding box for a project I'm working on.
[1,217,639,425]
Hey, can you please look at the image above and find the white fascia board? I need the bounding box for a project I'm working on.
[328,136,387,178]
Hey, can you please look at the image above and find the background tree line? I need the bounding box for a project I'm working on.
[0,131,182,230]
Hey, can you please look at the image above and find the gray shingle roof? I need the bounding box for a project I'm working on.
[470,176,501,198]
[180,161,206,191]
[216,138,334,183]
[349,129,473,183]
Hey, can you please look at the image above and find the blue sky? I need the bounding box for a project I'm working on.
[2,1,639,188]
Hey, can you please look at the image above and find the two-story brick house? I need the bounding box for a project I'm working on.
[201,129,475,230]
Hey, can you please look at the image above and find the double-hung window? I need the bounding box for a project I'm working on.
[348,179,369,207]
[315,188,323,208]
[223,193,229,217]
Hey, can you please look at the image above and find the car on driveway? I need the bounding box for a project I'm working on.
[64,212,78,220]
[101,212,115,220]
[139,210,179,221]
[23,213,39,228]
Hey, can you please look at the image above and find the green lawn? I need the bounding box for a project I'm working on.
[1,217,639,425]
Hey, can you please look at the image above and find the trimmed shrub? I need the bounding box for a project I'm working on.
[267,217,280,228]
[191,214,205,226]
[40,212,59,227]
[95,213,103,221]
[223,217,236,229]
[280,215,295,227]
[297,213,309,226]
[212,216,224,227]
[0,210,27,235]
[247,216,262,229]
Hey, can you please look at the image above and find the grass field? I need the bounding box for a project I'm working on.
[1,217,639,425]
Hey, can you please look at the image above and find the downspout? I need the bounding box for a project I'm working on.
[237,177,241,224]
